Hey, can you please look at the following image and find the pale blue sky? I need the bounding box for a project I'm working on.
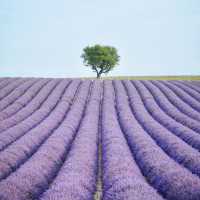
[0,0,200,77]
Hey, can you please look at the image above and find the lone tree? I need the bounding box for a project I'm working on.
[81,44,120,78]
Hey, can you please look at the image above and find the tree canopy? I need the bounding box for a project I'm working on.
[81,44,120,78]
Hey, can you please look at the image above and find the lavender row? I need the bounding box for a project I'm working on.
[0,81,91,200]
[172,81,200,102]
[129,80,200,178]
[162,81,200,113]
[0,79,60,132]
[0,78,38,112]
[0,78,28,100]
[101,80,163,200]
[0,78,19,91]
[0,79,50,120]
[184,81,200,90]
[0,79,71,151]
[0,80,80,180]
[140,81,200,148]
[40,80,101,200]
[142,80,200,133]
[0,78,7,86]
[181,81,200,93]
[151,81,200,121]
[192,81,200,86]
[120,80,200,200]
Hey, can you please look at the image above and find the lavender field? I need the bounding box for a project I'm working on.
[0,78,200,200]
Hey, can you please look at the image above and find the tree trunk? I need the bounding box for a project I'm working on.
[97,72,101,79]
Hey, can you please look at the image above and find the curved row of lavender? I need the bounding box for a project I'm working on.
[0,80,91,199]
[139,81,200,151]
[183,81,200,93]
[0,77,200,200]
[40,80,101,200]
[0,80,81,180]
[0,80,70,151]
[117,80,200,200]
[129,81,200,176]
[0,78,19,91]
[141,80,200,132]
[151,81,200,121]
[163,81,200,116]
[102,81,163,200]
[163,81,200,112]
[0,78,51,120]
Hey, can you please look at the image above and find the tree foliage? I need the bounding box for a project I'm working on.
[81,44,120,78]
